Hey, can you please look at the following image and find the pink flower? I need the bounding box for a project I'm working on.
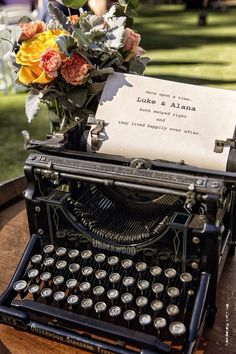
[123,28,141,53]
[18,20,46,42]
[61,53,91,85]
[39,48,62,78]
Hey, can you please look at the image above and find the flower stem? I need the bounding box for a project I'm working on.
[68,7,72,18]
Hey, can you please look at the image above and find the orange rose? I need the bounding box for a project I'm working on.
[18,20,46,42]
[61,53,91,86]
[16,30,65,85]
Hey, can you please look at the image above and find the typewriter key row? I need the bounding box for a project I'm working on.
[14,245,197,341]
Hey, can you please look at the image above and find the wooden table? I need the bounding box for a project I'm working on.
[0,177,235,354]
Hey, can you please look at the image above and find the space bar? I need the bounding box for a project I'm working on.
[12,299,171,353]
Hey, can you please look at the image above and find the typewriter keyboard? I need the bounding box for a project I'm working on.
[13,244,199,345]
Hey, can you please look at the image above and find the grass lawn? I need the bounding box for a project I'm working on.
[1,4,236,182]
[0,94,49,182]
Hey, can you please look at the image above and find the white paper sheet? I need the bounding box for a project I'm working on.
[89,73,236,171]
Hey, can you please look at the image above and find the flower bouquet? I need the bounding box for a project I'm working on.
[0,0,148,132]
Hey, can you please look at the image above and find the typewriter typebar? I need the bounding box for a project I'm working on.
[0,145,236,354]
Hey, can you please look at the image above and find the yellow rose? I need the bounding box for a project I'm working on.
[16,30,65,85]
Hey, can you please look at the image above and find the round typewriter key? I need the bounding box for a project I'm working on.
[122,276,135,290]
[152,283,164,297]
[31,254,42,267]
[150,266,162,278]
[94,253,106,265]
[124,309,136,327]
[56,247,67,257]
[28,283,40,300]
[108,256,119,268]
[187,289,194,297]
[93,285,105,299]
[109,306,121,320]
[69,263,80,276]
[67,294,79,308]
[169,321,186,337]
[81,298,93,312]
[151,299,164,314]
[136,296,148,313]
[79,282,91,294]
[167,287,180,299]
[43,244,54,255]
[191,262,199,270]
[43,257,55,268]
[40,272,52,285]
[94,301,107,317]
[121,259,133,272]
[53,275,65,288]
[154,317,167,335]
[166,304,180,317]
[27,268,39,280]
[82,266,93,278]
[41,288,52,304]
[54,291,66,306]
[95,269,107,283]
[66,279,78,291]
[139,314,152,330]
[121,292,133,306]
[109,273,121,287]
[136,262,147,274]
[56,260,67,271]
[164,268,177,279]
[13,280,28,297]
[81,250,92,261]
[180,272,193,283]
[68,249,79,260]
[107,289,119,304]
[137,280,150,295]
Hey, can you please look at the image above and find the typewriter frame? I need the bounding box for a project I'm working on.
[0,123,236,354]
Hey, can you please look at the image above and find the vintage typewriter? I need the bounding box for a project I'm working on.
[0,114,236,354]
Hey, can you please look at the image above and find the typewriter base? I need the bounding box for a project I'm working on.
[0,197,236,353]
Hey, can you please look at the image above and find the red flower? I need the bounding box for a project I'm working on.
[61,53,91,85]
[40,48,62,78]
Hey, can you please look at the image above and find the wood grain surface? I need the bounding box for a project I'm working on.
[0,198,235,354]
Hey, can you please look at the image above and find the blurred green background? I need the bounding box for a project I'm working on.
[1,2,236,183]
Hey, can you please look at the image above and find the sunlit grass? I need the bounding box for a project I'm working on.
[136,4,236,89]
[0,94,49,182]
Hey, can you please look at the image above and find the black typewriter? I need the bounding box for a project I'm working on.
[0,121,236,354]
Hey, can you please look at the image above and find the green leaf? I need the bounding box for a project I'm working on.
[128,0,140,9]
[88,82,106,94]
[129,57,149,75]
[89,67,114,77]
[48,3,73,32]
[25,90,41,123]
[66,87,88,107]
[72,28,90,46]
[56,35,75,56]
[61,0,87,9]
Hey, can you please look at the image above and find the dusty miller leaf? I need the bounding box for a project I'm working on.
[56,35,75,56]
[25,90,41,123]
[48,3,73,33]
